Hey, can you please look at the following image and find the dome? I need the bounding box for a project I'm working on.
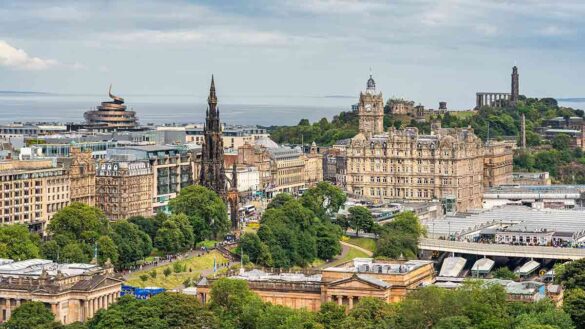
[254,136,279,149]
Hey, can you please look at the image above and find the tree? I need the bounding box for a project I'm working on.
[375,212,425,259]
[552,133,572,151]
[0,225,41,260]
[4,301,60,329]
[301,182,347,220]
[564,288,585,328]
[169,185,229,241]
[558,258,585,290]
[493,267,518,280]
[110,221,152,268]
[47,202,109,243]
[336,214,351,233]
[155,214,194,254]
[239,233,272,266]
[209,278,264,329]
[61,242,90,263]
[316,223,342,260]
[266,193,294,210]
[163,267,172,277]
[340,297,396,329]
[128,213,167,242]
[348,206,374,236]
[317,302,346,329]
[97,235,119,266]
[88,293,216,329]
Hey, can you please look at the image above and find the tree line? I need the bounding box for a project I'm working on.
[7,277,575,329]
[0,185,230,269]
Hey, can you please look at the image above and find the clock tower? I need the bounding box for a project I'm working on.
[358,74,384,136]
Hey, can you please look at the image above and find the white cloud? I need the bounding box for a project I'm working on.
[0,40,58,70]
[288,0,391,14]
[539,25,573,36]
[474,24,498,36]
[109,28,307,47]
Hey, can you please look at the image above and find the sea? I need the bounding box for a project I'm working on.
[0,92,356,127]
[0,92,582,127]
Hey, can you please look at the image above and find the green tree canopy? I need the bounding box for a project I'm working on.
[0,225,41,261]
[110,221,152,268]
[4,301,60,329]
[169,185,229,241]
[47,202,109,243]
[300,182,347,221]
[375,211,425,259]
[348,206,374,236]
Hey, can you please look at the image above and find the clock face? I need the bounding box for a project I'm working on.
[365,104,372,112]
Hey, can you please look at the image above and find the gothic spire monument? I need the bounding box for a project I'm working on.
[200,75,227,198]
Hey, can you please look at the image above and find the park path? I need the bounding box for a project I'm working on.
[314,243,350,269]
[340,241,374,257]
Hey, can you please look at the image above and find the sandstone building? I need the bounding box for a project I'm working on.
[59,148,96,206]
[0,259,121,325]
[107,145,195,214]
[342,75,512,213]
[0,159,69,232]
[95,159,153,220]
[303,142,324,187]
[196,258,434,311]
[483,142,514,188]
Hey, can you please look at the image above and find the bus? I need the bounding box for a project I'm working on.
[244,205,256,215]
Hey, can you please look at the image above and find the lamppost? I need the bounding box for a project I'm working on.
[448,221,451,240]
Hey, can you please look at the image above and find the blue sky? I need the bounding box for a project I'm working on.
[0,0,584,109]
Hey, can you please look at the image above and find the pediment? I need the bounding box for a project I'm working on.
[328,274,390,291]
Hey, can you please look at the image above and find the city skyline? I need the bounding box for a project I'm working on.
[1,0,585,109]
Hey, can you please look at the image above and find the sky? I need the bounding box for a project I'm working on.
[0,0,584,109]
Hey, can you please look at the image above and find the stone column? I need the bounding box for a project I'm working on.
[4,299,10,321]
[88,299,94,318]
[93,298,98,313]
[50,303,57,317]
[337,296,342,306]
[348,296,353,309]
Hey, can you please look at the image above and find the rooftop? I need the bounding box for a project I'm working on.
[324,258,433,275]
[0,259,103,278]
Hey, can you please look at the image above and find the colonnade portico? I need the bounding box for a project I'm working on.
[83,292,119,321]
[475,92,511,109]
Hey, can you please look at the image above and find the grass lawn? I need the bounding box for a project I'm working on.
[346,237,377,252]
[327,245,370,268]
[450,110,475,119]
[125,250,227,289]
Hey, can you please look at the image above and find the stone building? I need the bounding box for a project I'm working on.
[0,159,69,232]
[95,159,153,220]
[238,140,272,191]
[196,258,434,311]
[267,146,306,197]
[345,124,484,212]
[389,99,415,115]
[187,126,268,149]
[357,75,385,137]
[107,145,195,214]
[59,148,96,206]
[84,85,138,130]
[483,141,513,188]
[303,142,324,187]
[0,259,121,325]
